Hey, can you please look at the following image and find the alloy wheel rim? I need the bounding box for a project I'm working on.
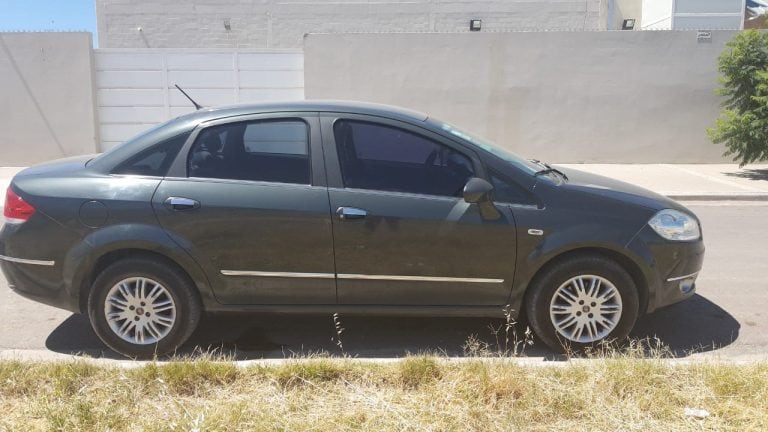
[549,274,622,343]
[104,277,176,345]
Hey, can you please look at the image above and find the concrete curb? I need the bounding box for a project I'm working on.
[668,194,768,202]
[0,348,765,366]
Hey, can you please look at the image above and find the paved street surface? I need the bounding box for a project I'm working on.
[0,202,766,362]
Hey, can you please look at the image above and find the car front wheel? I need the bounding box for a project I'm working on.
[88,257,201,358]
[525,254,640,353]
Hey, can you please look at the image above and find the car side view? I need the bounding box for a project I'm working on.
[0,101,704,358]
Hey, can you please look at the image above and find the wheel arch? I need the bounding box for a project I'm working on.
[78,248,206,313]
[513,246,649,319]
[68,224,218,314]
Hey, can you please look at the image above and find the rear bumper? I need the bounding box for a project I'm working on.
[0,220,82,314]
[627,225,705,313]
[1,259,80,313]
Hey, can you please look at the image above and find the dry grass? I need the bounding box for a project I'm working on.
[0,355,765,431]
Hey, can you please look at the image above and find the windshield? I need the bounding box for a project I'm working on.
[438,122,540,174]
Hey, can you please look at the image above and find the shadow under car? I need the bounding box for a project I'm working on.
[45,294,739,360]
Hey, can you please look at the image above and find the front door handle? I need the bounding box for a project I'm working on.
[336,206,367,220]
[165,197,200,211]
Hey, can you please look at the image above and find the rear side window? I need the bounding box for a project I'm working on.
[334,120,474,197]
[112,131,190,177]
[188,119,310,184]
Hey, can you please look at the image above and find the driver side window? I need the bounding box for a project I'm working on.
[334,120,474,197]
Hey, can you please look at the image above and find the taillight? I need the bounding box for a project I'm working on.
[3,187,36,224]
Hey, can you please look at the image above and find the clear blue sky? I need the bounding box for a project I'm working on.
[0,0,98,45]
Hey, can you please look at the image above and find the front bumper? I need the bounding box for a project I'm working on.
[626,225,705,313]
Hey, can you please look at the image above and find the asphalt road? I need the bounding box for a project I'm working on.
[1,202,766,361]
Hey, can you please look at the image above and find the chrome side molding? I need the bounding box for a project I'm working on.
[0,254,55,266]
[220,270,335,278]
[337,274,504,283]
[220,270,504,284]
[666,271,699,282]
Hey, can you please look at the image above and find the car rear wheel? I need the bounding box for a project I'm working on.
[88,257,201,358]
[525,254,639,353]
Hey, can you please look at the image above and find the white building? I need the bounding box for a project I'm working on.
[96,0,607,49]
[96,1,756,50]
[642,0,748,30]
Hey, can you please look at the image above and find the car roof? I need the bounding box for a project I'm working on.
[87,100,431,173]
[180,100,429,124]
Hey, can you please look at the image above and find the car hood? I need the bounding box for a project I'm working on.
[553,166,689,212]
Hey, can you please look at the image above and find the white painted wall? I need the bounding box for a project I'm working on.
[96,0,603,49]
[642,0,745,30]
[0,32,99,165]
[641,0,673,30]
[95,49,304,149]
[305,31,735,163]
[673,0,744,30]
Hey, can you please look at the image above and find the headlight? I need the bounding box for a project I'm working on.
[648,209,701,241]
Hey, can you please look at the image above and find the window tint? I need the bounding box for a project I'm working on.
[490,171,534,204]
[188,120,310,184]
[334,120,474,197]
[243,121,307,155]
[112,131,190,177]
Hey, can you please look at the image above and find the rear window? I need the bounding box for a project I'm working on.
[112,131,190,177]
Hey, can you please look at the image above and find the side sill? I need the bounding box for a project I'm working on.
[202,304,509,318]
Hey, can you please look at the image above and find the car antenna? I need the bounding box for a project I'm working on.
[174,84,203,110]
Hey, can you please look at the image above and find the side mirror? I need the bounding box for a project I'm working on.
[463,177,494,204]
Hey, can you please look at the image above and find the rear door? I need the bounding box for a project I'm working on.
[153,113,336,305]
[321,114,518,306]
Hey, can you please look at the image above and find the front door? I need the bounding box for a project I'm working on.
[322,115,517,306]
[153,114,336,305]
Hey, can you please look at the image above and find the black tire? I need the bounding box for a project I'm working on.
[88,257,202,359]
[525,254,640,353]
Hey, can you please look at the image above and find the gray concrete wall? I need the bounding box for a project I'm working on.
[0,32,99,165]
[305,31,733,163]
[96,0,603,49]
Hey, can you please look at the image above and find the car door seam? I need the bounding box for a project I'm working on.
[318,113,341,303]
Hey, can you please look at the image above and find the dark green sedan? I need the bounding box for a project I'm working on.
[0,101,704,358]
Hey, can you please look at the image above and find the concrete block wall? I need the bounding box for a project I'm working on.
[0,29,737,165]
[0,32,99,166]
[97,0,603,49]
[305,31,734,163]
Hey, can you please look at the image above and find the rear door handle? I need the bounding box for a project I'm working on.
[336,206,367,220]
[165,197,200,211]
